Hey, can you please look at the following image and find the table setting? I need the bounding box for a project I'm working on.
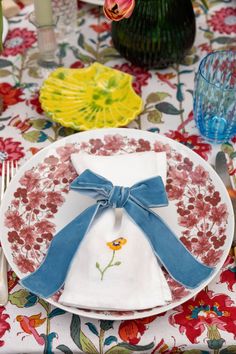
[0,0,235,353]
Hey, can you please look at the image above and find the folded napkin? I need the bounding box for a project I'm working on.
[21,151,213,309]
[59,151,172,310]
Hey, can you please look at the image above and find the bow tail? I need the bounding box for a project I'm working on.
[125,201,214,289]
[21,203,101,298]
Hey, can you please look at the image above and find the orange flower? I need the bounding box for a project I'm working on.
[103,0,135,21]
[107,237,127,250]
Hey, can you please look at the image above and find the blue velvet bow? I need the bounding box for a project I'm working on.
[21,169,213,298]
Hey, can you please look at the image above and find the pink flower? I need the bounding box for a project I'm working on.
[103,134,125,152]
[166,185,185,200]
[56,144,80,161]
[178,213,198,228]
[19,226,35,246]
[0,308,10,347]
[4,210,24,229]
[208,7,236,35]
[0,138,24,175]
[46,191,65,206]
[168,167,189,186]
[28,191,46,209]
[190,165,209,186]
[3,28,37,57]
[210,204,228,225]
[19,170,41,191]
[104,0,135,21]
[35,220,56,235]
[14,254,35,273]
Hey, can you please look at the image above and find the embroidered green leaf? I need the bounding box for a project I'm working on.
[22,130,48,143]
[181,54,199,66]
[104,336,117,346]
[0,59,13,68]
[9,289,30,308]
[147,110,163,123]
[114,261,121,266]
[85,322,99,337]
[183,350,209,354]
[58,126,76,137]
[28,67,42,79]
[56,345,73,354]
[48,308,66,319]
[0,69,12,77]
[96,262,100,268]
[146,92,170,104]
[100,320,114,331]
[155,102,184,115]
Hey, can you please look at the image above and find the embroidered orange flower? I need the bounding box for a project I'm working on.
[107,237,127,250]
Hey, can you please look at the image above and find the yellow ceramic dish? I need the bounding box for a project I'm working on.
[39,62,143,130]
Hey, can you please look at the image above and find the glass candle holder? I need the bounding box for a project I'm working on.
[194,50,236,144]
[29,12,58,68]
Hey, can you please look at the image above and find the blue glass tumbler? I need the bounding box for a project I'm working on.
[194,50,236,143]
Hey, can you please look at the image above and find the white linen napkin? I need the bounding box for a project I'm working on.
[59,151,172,310]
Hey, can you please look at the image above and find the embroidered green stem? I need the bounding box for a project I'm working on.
[98,328,105,354]
[96,250,122,280]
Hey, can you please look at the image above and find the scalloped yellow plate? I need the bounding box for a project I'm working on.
[40,63,143,130]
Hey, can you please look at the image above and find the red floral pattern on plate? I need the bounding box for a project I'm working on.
[4,135,229,315]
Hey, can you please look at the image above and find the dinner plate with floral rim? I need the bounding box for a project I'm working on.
[0,128,233,320]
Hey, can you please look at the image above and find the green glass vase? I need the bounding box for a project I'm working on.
[111,0,196,68]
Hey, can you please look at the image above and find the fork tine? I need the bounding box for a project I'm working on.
[1,162,5,201]
[10,160,14,179]
[6,161,10,187]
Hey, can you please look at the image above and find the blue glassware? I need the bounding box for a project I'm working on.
[194,50,236,143]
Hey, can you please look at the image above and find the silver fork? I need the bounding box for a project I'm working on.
[0,160,18,306]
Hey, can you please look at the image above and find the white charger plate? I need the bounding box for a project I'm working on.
[0,128,233,320]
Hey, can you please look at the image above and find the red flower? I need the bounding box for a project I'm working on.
[3,28,37,56]
[90,22,111,33]
[208,7,236,35]
[219,254,236,291]
[165,131,212,160]
[170,290,236,344]
[14,254,35,273]
[46,191,65,206]
[27,91,43,114]
[0,83,24,112]
[35,219,56,235]
[0,138,24,175]
[0,307,10,347]
[70,61,85,69]
[113,63,151,94]
[118,315,158,345]
[19,170,41,191]
[4,210,24,229]
[28,191,46,209]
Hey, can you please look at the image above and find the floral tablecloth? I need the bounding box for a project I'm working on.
[0,0,236,353]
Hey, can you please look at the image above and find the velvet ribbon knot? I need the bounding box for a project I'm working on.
[21,169,213,298]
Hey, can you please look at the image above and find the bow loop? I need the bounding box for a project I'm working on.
[130,176,169,208]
